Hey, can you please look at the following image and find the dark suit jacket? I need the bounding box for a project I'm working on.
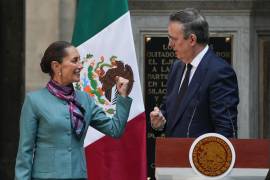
[160,48,239,138]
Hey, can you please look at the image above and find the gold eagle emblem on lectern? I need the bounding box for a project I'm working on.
[189,133,235,178]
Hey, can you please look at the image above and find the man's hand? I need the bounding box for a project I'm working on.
[150,107,166,131]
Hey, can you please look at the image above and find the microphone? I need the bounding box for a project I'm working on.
[186,100,199,138]
[186,87,202,138]
[223,102,237,138]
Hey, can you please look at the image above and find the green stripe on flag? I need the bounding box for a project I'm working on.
[72,0,128,46]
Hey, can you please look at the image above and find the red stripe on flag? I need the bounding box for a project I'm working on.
[85,113,147,180]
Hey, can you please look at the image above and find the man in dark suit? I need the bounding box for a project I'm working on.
[150,8,239,138]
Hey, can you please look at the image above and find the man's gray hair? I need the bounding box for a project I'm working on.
[169,8,209,44]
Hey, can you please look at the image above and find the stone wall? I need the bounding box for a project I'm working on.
[0,0,25,179]
[25,0,76,92]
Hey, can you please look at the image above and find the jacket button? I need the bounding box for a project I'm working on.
[68,147,72,152]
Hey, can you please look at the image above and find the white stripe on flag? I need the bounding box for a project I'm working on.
[78,12,145,146]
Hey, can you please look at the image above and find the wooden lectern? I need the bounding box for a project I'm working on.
[155,138,270,180]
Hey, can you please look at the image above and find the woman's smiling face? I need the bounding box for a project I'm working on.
[52,46,82,85]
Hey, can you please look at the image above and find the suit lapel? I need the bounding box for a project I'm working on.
[168,49,212,132]
[173,62,185,95]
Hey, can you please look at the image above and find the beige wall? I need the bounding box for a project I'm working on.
[25,0,76,92]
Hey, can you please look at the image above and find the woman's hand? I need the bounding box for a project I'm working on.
[115,76,129,97]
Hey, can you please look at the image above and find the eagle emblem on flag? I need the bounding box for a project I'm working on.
[75,54,134,115]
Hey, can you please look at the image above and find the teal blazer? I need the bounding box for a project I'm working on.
[15,88,132,179]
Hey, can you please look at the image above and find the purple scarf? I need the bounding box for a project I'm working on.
[46,80,86,140]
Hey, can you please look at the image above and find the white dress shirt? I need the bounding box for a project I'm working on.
[179,45,209,92]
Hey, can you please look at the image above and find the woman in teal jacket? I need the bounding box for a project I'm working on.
[15,41,132,180]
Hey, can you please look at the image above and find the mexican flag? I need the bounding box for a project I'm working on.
[72,0,146,180]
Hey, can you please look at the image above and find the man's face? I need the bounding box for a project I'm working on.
[168,21,192,63]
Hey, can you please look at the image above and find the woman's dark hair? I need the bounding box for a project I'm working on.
[40,41,72,75]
